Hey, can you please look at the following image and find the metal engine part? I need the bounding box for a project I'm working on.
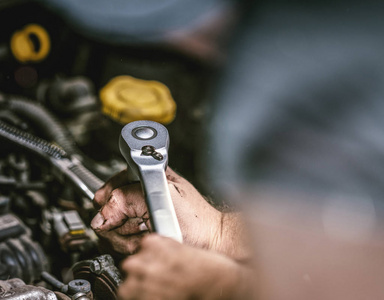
[0,278,57,300]
[0,214,48,284]
[51,210,94,253]
[0,94,120,299]
[71,255,122,300]
[41,272,93,300]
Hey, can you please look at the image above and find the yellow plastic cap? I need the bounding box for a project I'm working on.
[100,75,176,124]
[11,24,51,63]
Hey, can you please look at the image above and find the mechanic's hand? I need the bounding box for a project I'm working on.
[118,234,251,300]
[91,167,223,255]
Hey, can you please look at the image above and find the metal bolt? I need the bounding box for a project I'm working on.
[89,260,102,275]
[152,152,163,161]
[142,145,155,155]
[68,279,91,295]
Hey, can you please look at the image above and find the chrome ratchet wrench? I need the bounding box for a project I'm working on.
[119,120,183,243]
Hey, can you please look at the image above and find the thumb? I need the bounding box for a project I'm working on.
[91,196,127,231]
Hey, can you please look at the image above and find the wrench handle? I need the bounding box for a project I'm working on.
[139,166,183,242]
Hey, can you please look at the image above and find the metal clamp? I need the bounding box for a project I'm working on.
[119,120,182,243]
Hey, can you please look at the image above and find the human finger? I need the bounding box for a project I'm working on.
[98,230,149,256]
[94,169,130,208]
[91,183,147,231]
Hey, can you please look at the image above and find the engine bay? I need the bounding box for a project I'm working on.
[0,1,220,298]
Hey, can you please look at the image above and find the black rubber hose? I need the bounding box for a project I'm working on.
[0,243,20,280]
[20,235,48,278]
[6,239,32,284]
[4,96,112,180]
[6,96,78,155]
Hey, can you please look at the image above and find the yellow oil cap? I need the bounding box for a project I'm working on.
[11,24,50,63]
[100,75,176,124]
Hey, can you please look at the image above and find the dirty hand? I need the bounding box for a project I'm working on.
[91,167,223,255]
[118,234,250,300]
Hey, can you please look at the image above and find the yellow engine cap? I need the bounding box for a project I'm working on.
[11,24,51,63]
[100,75,176,124]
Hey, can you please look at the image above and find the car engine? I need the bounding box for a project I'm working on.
[0,0,233,298]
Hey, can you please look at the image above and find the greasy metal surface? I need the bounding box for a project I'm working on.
[72,255,121,300]
[54,292,71,300]
[0,279,57,299]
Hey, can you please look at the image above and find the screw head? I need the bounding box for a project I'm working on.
[90,260,102,274]
[142,145,155,155]
[152,152,163,161]
[68,279,91,294]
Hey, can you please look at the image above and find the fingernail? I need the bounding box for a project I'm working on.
[91,212,105,230]
[139,222,148,231]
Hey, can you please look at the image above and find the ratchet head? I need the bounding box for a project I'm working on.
[119,120,170,180]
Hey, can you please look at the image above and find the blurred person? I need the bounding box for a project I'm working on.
[92,1,384,299]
